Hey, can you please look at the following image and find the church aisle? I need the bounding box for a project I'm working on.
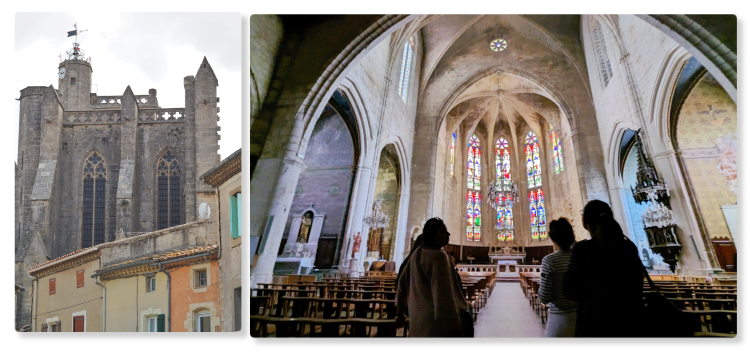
[475,282,545,337]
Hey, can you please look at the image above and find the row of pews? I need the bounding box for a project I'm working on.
[519,273,737,337]
[251,269,497,337]
[251,273,404,337]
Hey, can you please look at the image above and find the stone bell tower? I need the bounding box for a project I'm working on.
[57,41,92,111]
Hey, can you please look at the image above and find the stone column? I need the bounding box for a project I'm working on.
[115,86,139,236]
[391,190,411,266]
[337,166,374,275]
[652,151,712,274]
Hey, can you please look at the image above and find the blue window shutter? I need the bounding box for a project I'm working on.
[230,194,238,238]
[237,193,242,237]
[157,314,165,332]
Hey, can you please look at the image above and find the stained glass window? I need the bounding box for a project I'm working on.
[495,138,511,191]
[592,19,614,87]
[467,135,481,190]
[450,132,456,178]
[529,189,547,240]
[466,191,481,241]
[525,131,542,187]
[397,36,415,103]
[549,124,564,174]
[496,202,514,242]
[82,152,107,248]
[157,150,181,230]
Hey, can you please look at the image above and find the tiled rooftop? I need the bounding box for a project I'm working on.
[97,244,219,273]
[28,246,97,271]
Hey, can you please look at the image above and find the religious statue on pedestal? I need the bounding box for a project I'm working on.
[351,232,362,258]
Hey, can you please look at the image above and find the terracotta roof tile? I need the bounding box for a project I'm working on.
[96,220,207,249]
[97,244,218,273]
[28,246,97,271]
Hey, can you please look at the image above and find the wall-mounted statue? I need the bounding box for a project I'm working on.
[297,211,313,243]
[351,232,362,258]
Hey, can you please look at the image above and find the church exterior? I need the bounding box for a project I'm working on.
[15,52,221,330]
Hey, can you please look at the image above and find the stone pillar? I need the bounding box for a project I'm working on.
[250,155,306,287]
[391,190,410,267]
[193,57,220,244]
[652,151,713,274]
[115,86,139,235]
[337,166,374,274]
[405,119,438,253]
[183,76,197,223]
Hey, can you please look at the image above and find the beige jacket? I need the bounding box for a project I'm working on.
[396,247,469,337]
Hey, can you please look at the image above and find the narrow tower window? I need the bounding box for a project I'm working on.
[592,19,614,87]
[81,152,107,247]
[157,150,181,229]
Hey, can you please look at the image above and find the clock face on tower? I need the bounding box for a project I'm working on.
[58,67,66,80]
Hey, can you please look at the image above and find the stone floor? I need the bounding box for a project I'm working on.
[475,282,546,337]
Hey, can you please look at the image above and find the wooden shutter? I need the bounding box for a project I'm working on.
[41,323,47,332]
[49,278,56,295]
[77,270,85,288]
[230,194,237,238]
[73,316,84,332]
[55,321,62,332]
[157,314,165,332]
[237,193,242,237]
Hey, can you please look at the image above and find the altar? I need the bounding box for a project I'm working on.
[489,246,526,264]
[274,257,314,275]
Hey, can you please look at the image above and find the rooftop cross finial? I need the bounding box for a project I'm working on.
[65,22,89,61]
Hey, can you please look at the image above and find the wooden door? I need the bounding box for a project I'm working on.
[73,316,84,332]
[712,241,737,272]
[315,237,338,269]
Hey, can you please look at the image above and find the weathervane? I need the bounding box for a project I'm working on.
[65,22,90,61]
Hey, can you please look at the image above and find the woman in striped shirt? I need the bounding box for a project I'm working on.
[539,218,577,337]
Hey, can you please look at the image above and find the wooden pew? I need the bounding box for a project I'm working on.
[250,315,409,337]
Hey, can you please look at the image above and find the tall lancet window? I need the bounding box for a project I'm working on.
[157,150,181,230]
[397,36,415,103]
[549,124,564,174]
[529,189,547,240]
[450,132,456,178]
[82,152,107,247]
[496,138,513,241]
[525,132,542,187]
[592,19,614,87]
[466,134,481,241]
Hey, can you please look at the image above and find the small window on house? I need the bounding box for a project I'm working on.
[49,278,56,295]
[195,269,207,288]
[49,323,58,332]
[77,270,84,288]
[230,192,242,239]
[197,312,211,332]
[146,275,156,292]
[71,77,76,86]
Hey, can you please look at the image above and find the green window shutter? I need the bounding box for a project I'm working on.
[237,192,242,237]
[157,314,165,332]
[230,194,238,238]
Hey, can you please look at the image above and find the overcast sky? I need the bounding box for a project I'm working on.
[14,12,241,162]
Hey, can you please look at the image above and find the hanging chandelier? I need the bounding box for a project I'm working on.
[487,182,518,210]
[363,198,390,229]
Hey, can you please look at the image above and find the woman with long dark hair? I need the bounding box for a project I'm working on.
[395,217,472,337]
[539,217,578,337]
[563,200,644,337]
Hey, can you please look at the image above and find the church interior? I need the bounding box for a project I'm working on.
[250,15,737,337]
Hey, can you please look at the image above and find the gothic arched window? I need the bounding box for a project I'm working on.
[529,189,547,240]
[82,152,107,247]
[525,131,542,187]
[466,134,481,241]
[549,124,564,174]
[592,19,614,87]
[495,138,513,242]
[450,132,456,178]
[397,36,415,103]
[157,150,181,230]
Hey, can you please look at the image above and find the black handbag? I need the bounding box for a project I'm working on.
[641,266,692,337]
[415,246,474,337]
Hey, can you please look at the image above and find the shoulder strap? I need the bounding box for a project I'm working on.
[642,262,660,294]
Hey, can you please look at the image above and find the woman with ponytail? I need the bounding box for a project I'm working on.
[395,217,472,337]
[563,200,644,337]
